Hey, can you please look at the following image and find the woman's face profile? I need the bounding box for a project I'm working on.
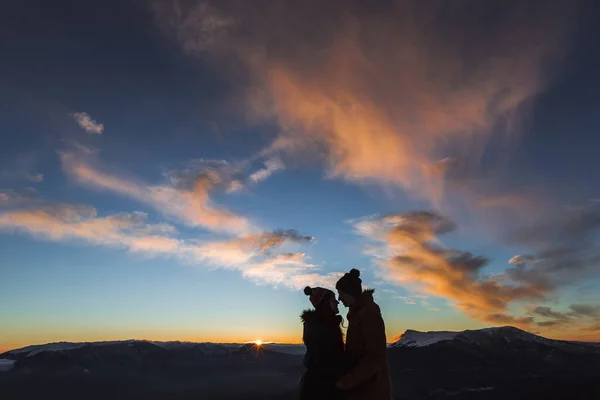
[328,295,340,314]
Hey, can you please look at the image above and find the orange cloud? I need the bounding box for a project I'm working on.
[43,148,336,288]
[477,193,537,212]
[154,0,573,204]
[60,152,252,234]
[355,210,600,336]
[0,197,329,289]
[355,211,545,328]
[181,230,314,267]
[0,207,180,253]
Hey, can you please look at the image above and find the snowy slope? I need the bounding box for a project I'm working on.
[390,329,459,348]
[7,342,86,356]
[4,340,153,358]
[390,326,600,350]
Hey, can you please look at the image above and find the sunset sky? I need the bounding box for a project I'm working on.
[2,0,600,352]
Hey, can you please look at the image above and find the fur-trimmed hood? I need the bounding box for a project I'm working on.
[300,308,318,323]
[359,289,375,302]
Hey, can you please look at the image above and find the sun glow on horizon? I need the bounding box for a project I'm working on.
[254,340,263,346]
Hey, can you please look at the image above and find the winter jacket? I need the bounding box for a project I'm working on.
[338,290,392,400]
[299,309,345,400]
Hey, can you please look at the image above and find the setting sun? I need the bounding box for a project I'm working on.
[254,340,263,346]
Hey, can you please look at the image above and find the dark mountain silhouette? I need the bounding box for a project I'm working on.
[388,326,600,399]
[1,340,301,374]
[389,326,600,368]
[1,327,599,399]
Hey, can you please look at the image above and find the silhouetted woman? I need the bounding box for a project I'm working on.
[299,286,345,400]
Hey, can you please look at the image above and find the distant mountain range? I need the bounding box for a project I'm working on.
[388,326,600,368]
[391,326,600,349]
[2,326,600,374]
[0,339,304,375]
[386,326,600,399]
[2,326,599,374]
[2,340,305,359]
[2,326,600,399]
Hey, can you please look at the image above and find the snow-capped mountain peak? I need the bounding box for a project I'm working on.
[390,329,459,348]
[8,342,86,356]
[390,326,599,350]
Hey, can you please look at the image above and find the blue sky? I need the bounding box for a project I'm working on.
[2,0,600,351]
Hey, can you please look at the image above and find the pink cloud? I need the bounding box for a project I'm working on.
[60,152,252,234]
[154,0,573,205]
[354,212,545,329]
[0,207,180,252]
[70,112,104,134]
[0,200,330,289]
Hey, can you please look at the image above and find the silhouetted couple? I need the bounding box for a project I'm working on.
[300,269,392,400]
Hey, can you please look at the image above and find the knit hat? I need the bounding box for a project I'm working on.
[304,286,334,308]
[335,268,362,297]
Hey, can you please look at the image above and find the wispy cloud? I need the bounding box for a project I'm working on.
[244,252,341,289]
[378,288,428,305]
[0,195,328,289]
[166,158,283,195]
[247,158,284,185]
[395,296,417,305]
[25,173,44,183]
[60,149,289,235]
[181,230,313,267]
[0,188,39,207]
[153,0,573,204]
[70,112,104,135]
[60,152,252,234]
[526,304,600,330]
[0,152,44,184]
[503,207,600,292]
[153,1,233,53]
[0,205,178,253]
[0,143,335,290]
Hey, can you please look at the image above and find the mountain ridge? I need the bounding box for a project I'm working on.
[2,326,600,399]
[4,325,599,360]
[392,325,600,348]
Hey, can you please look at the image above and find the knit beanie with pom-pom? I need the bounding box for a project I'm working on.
[335,268,362,297]
[303,286,334,308]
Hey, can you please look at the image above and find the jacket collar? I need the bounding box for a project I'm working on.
[348,289,375,319]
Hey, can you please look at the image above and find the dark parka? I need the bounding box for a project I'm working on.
[299,309,345,400]
[338,290,392,400]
